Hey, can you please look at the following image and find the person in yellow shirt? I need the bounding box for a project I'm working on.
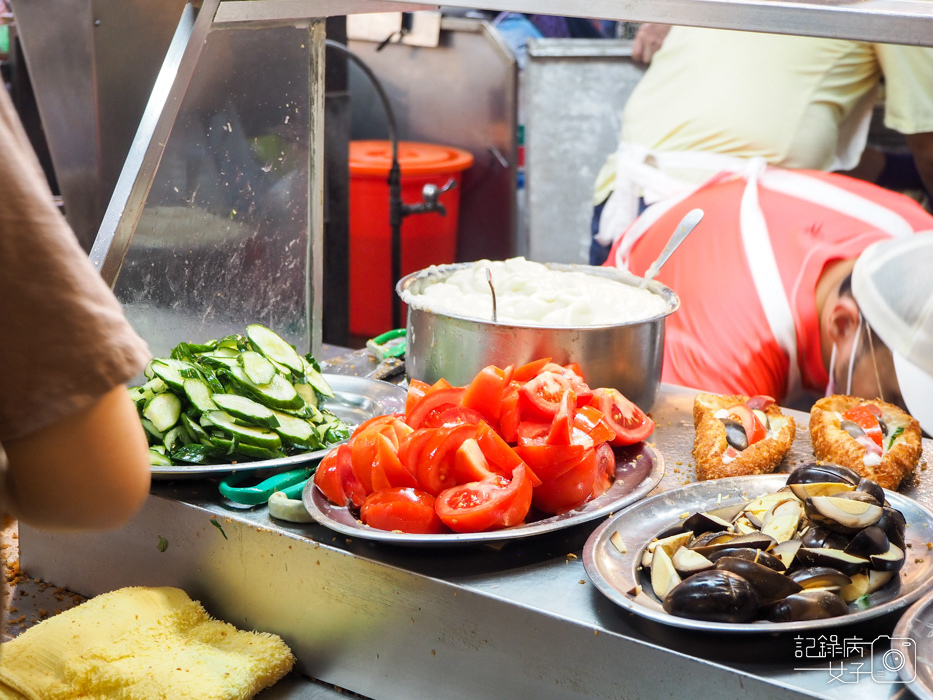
[591,26,933,263]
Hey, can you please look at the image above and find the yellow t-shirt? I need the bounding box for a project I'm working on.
[593,27,933,204]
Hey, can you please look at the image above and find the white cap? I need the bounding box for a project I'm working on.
[852,233,933,435]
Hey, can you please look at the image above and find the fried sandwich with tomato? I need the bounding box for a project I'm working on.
[809,395,921,490]
[313,359,655,534]
[692,393,796,480]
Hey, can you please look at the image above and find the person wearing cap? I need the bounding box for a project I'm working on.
[604,166,933,416]
[852,234,933,435]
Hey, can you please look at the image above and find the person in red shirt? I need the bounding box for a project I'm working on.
[604,165,933,410]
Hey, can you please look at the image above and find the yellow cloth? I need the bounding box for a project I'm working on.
[593,27,933,203]
[0,586,294,700]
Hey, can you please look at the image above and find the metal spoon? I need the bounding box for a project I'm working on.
[486,267,498,323]
[638,208,704,288]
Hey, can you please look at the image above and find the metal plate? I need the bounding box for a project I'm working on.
[583,474,933,634]
[893,586,933,693]
[302,442,664,546]
[151,375,407,479]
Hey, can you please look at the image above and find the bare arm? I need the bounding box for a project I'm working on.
[631,23,672,64]
[2,385,151,530]
[905,132,933,201]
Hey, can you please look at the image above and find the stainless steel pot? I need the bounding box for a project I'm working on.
[396,262,680,412]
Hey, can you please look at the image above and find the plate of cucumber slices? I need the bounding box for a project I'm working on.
[131,325,407,479]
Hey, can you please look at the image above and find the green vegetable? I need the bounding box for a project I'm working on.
[157,536,169,552]
[130,326,345,467]
[887,426,905,451]
[210,518,229,540]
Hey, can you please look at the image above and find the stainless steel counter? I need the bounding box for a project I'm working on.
[17,383,933,700]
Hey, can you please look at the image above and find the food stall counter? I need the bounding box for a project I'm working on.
[16,382,933,700]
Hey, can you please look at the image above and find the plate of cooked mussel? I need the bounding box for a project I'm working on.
[583,464,933,633]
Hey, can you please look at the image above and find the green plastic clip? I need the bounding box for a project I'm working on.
[366,328,406,361]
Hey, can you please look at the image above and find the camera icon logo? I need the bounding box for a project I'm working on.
[870,636,916,683]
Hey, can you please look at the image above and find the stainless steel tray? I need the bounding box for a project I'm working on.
[584,473,933,634]
[893,584,933,693]
[151,375,407,479]
[302,442,664,546]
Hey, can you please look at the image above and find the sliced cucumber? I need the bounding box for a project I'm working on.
[142,392,182,433]
[224,365,302,410]
[171,443,226,464]
[141,418,165,443]
[149,450,173,467]
[210,437,286,461]
[208,346,240,358]
[302,365,334,398]
[163,425,193,453]
[203,410,283,449]
[239,350,277,385]
[180,413,213,446]
[211,393,280,429]
[269,409,318,448]
[247,324,304,374]
[150,359,199,393]
[294,381,319,409]
[183,378,217,413]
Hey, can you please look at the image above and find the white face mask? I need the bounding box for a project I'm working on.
[825,314,863,397]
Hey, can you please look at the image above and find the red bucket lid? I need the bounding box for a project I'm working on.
[349,140,474,176]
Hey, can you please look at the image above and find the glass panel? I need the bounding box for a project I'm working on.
[114,20,316,355]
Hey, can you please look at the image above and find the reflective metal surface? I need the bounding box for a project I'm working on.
[151,375,407,479]
[398,262,679,412]
[303,442,664,545]
[893,587,933,693]
[524,39,644,264]
[584,474,933,634]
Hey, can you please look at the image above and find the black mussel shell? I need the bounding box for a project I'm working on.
[714,557,802,603]
[796,547,869,576]
[855,479,886,507]
[876,507,907,549]
[768,589,849,622]
[707,547,786,572]
[722,418,748,451]
[787,566,852,590]
[844,526,890,557]
[787,463,861,487]
[682,511,733,535]
[662,570,761,623]
[804,495,883,534]
[800,525,851,550]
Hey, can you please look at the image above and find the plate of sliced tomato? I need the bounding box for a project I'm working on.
[301,359,665,545]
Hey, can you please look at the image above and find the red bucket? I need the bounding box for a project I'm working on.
[348,140,474,338]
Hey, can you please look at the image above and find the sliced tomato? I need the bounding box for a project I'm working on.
[591,388,655,445]
[314,444,366,509]
[540,362,594,405]
[511,357,553,383]
[462,365,508,424]
[546,390,576,446]
[745,395,776,411]
[435,464,533,533]
[519,371,575,420]
[423,406,486,429]
[727,404,767,446]
[398,427,438,475]
[843,404,884,448]
[452,438,497,483]
[592,442,616,499]
[349,429,380,494]
[371,432,418,490]
[513,443,585,483]
[475,422,539,485]
[531,447,598,515]
[406,386,467,429]
[360,488,448,534]
[350,414,398,439]
[405,379,432,415]
[572,405,615,446]
[498,384,522,443]
[417,423,480,495]
[516,420,552,446]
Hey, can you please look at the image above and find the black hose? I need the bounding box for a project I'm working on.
[324,39,404,330]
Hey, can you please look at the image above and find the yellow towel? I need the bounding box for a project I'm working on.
[0,586,294,700]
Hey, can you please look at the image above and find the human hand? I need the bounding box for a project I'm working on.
[631,23,672,64]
